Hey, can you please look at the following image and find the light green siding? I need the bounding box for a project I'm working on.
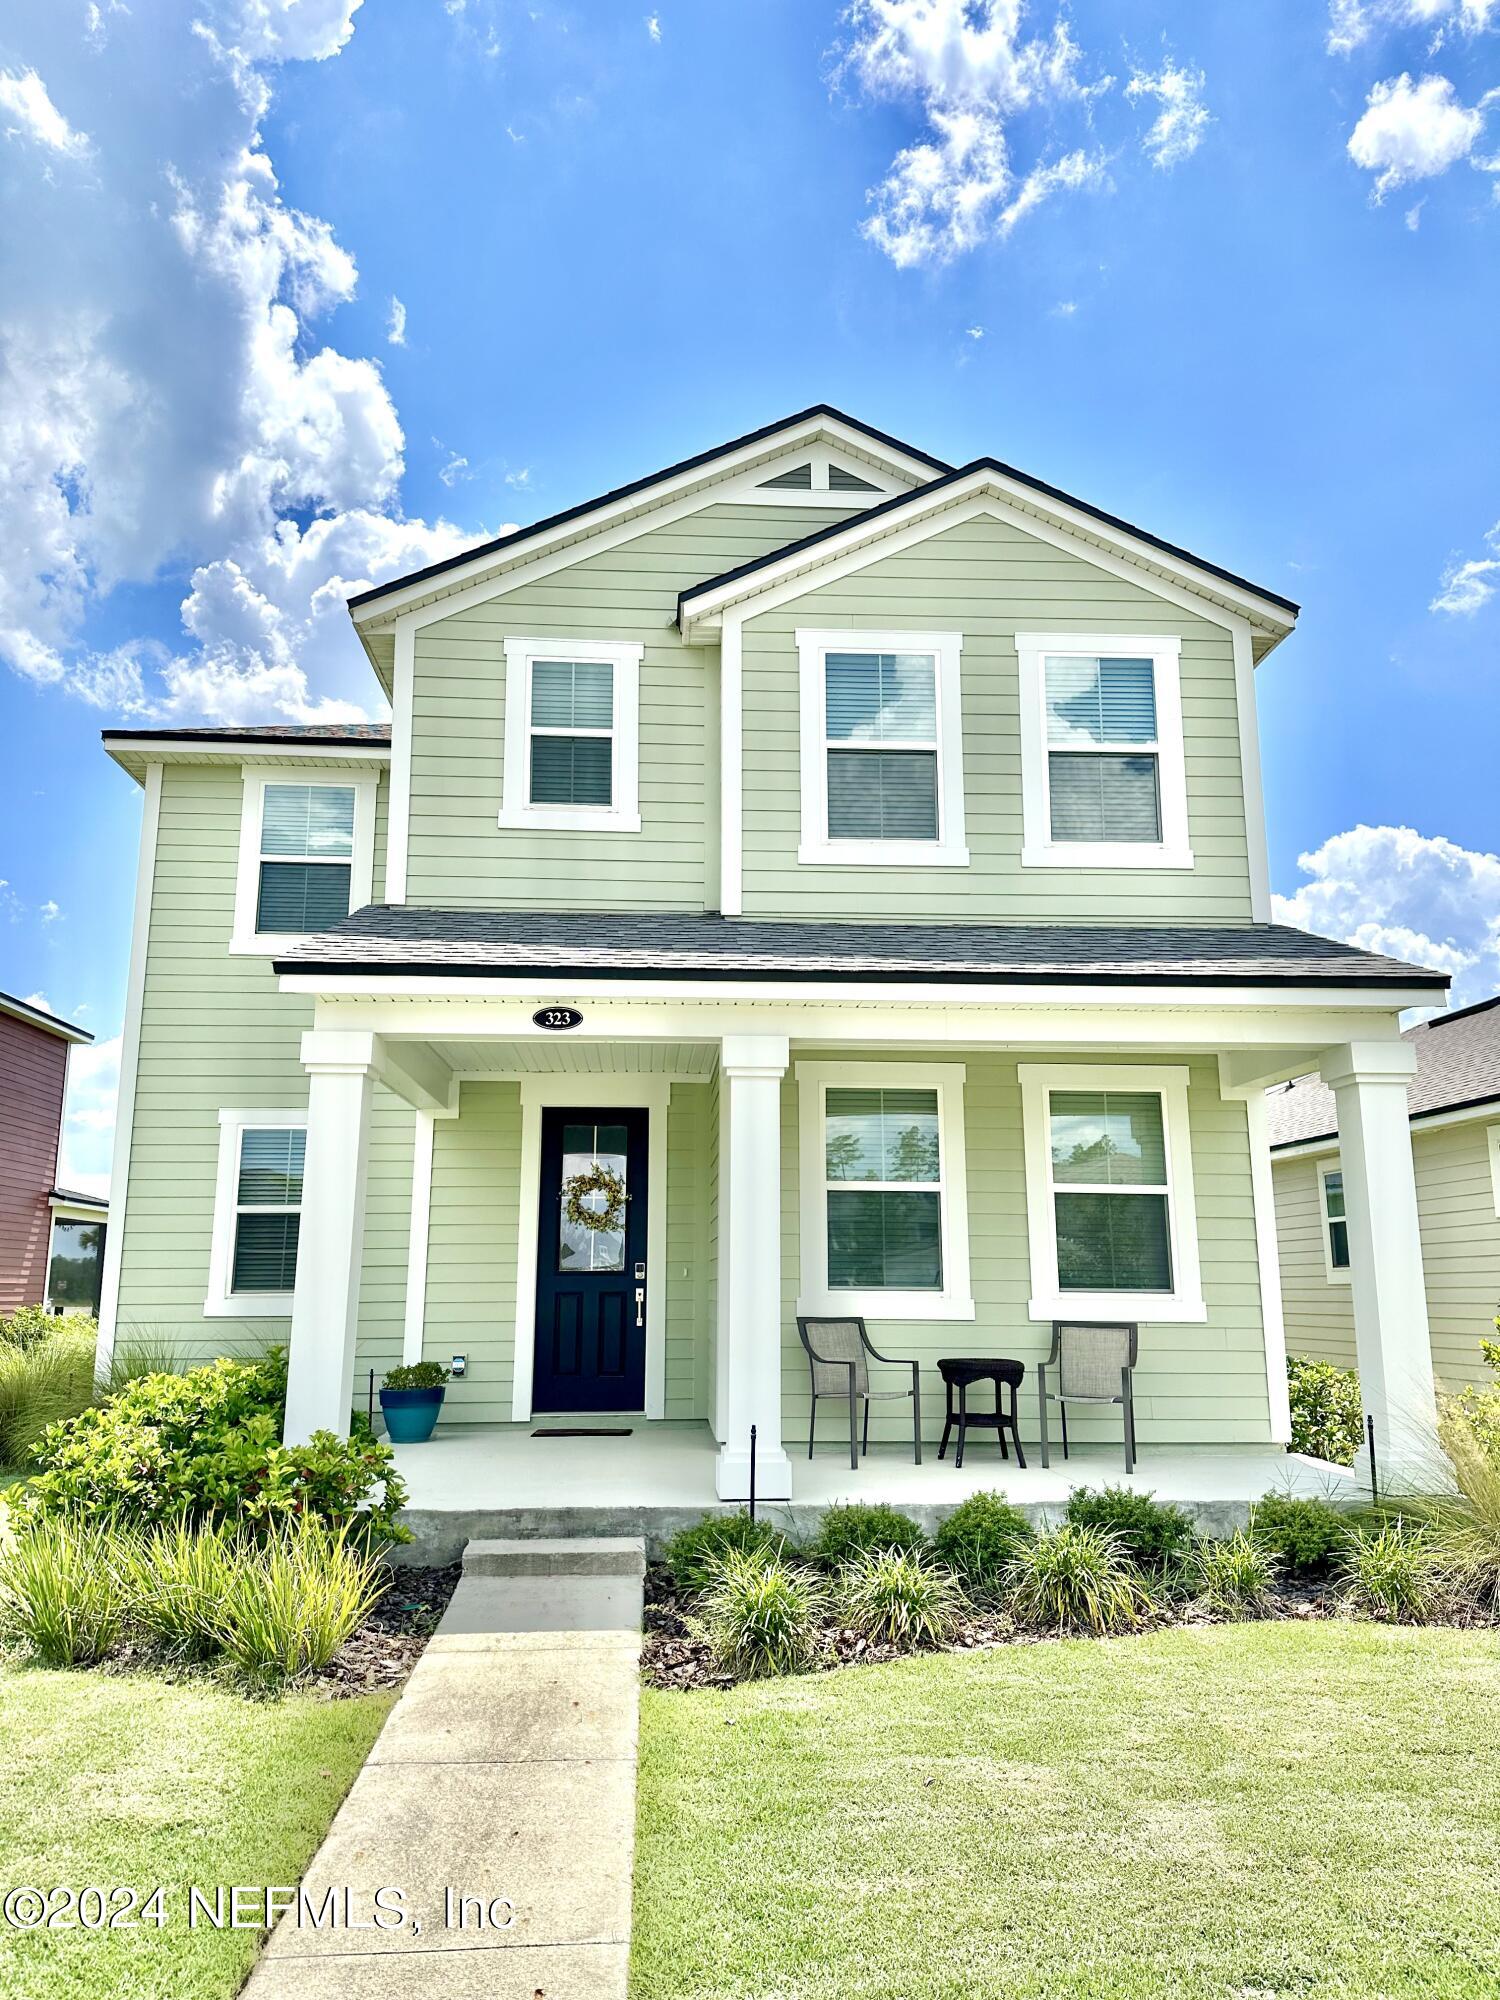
[741,514,1253,923]
[779,1050,1273,1448]
[1274,1120,1500,1392]
[423,1083,521,1424]
[113,760,410,1389]
[406,503,854,912]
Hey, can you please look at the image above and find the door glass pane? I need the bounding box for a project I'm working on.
[827,749,938,840]
[1047,753,1161,843]
[558,1120,628,1274]
[1054,1192,1172,1291]
[1050,1092,1166,1187]
[827,1189,942,1289]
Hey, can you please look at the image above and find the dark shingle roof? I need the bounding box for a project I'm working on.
[50,1187,108,1209]
[1267,993,1500,1149]
[102,725,391,746]
[274,909,1448,988]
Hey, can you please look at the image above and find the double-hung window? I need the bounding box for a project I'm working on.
[797,629,967,866]
[1017,634,1192,868]
[1020,1064,1204,1322]
[796,1062,973,1319]
[206,1110,307,1314]
[1321,1164,1351,1280]
[500,637,642,832]
[231,766,378,953]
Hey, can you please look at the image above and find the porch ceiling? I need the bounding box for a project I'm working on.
[432,1038,718,1078]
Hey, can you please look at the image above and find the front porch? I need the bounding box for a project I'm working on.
[389,1418,1354,1562]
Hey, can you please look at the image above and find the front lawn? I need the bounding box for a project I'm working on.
[632,1621,1500,1999]
[0,1665,392,2000]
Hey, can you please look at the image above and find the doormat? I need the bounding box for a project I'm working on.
[530,1427,634,1438]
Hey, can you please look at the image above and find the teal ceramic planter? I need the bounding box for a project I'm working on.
[379,1385,445,1443]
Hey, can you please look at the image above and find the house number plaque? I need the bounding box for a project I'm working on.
[533,1007,584,1031]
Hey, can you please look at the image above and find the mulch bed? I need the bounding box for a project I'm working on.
[312,1561,461,1699]
[638,1561,1433,1692]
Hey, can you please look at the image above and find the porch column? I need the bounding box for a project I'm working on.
[283,1031,376,1445]
[1319,1040,1438,1491]
[716,1034,793,1502]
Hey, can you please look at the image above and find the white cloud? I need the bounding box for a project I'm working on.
[1274,824,1500,1008]
[1126,60,1210,168]
[646,13,662,41]
[57,1033,119,1200]
[0,4,479,724]
[841,0,1113,265]
[1328,0,1500,56]
[39,899,60,923]
[387,295,407,345]
[0,67,91,158]
[1050,298,1077,316]
[1405,196,1426,224]
[1431,521,1500,612]
[1347,72,1486,198]
[965,324,985,338]
[438,452,471,488]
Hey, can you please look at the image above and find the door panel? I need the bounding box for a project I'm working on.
[533,1106,649,1413]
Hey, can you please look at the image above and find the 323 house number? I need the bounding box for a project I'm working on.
[533,1007,584,1031]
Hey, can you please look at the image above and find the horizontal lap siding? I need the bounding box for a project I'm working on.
[424,1083,521,1424]
[665,1086,709,1418]
[779,1049,1272,1449]
[116,763,411,1384]
[0,1014,67,1314]
[741,514,1254,923]
[407,504,854,912]
[1275,1124,1500,1391]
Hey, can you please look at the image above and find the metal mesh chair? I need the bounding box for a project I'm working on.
[1037,1321,1139,1474]
[797,1316,922,1471]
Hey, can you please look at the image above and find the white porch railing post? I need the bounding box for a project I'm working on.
[716,1033,793,1502]
[283,1031,377,1445]
[1319,1039,1439,1492]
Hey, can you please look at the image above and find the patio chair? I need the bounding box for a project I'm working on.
[1037,1321,1139,1475]
[797,1316,922,1471]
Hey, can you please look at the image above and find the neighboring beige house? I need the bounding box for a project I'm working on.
[1269,996,1500,1392]
[95,405,1451,1504]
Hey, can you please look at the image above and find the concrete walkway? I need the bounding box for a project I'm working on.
[245,1537,644,1998]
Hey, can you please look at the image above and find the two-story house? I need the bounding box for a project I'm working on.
[96,407,1447,1505]
[0,990,106,1318]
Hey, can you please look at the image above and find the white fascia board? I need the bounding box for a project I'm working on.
[679,477,1297,644]
[0,993,92,1044]
[102,738,388,765]
[352,416,944,631]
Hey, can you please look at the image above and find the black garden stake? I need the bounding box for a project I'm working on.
[749,1423,758,1521]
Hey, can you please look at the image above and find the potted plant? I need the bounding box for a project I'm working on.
[379,1361,451,1444]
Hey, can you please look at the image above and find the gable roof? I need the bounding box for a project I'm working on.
[677,458,1299,643]
[0,989,92,1044]
[346,406,949,621]
[1266,993,1500,1150]
[274,909,1445,990]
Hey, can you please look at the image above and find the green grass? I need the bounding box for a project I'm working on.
[0,1664,391,2000]
[632,1621,1500,1999]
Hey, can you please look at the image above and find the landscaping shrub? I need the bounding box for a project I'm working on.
[0,1305,97,1352]
[839,1547,964,1649]
[1004,1524,1157,1636]
[122,1519,239,1660]
[1341,1522,1442,1624]
[1403,1399,1500,1613]
[1287,1354,1364,1466]
[0,1515,127,1667]
[663,1512,787,1595]
[1192,1531,1279,1619]
[211,1517,388,1684]
[809,1502,926,1569]
[382,1361,450,1390]
[1064,1486,1195,1576]
[1448,1336,1500,1461]
[104,1329,187,1397]
[20,1350,409,1543]
[1249,1494,1353,1577]
[0,1327,97,1466]
[699,1548,825,1678]
[932,1492,1033,1598]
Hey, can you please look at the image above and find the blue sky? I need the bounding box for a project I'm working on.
[2,0,1498,1191]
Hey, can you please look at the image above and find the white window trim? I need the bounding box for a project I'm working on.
[1489,1126,1500,1218]
[205,1108,308,1318]
[498,636,642,833]
[1016,632,1193,870]
[1319,1158,1352,1285]
[795,1060,974,1321]
[230,765,378,956]
[795,628,968,868]
[1019,1062,1206,1323]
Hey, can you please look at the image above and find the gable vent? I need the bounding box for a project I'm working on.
[758,463,814,490]
[828,465,881,493]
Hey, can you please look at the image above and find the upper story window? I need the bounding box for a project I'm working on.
[500,637,642,833]
[231,765,378,955]
[1019,1063,1205,1323]
[796,628,967,868]
[1017,633,1193,870]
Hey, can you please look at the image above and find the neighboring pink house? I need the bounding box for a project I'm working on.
[0,991,106,1317]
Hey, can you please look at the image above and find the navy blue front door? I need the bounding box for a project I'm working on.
[532,1107,649,1413]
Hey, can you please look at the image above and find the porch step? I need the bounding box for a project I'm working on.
[463,1535,646,1579]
